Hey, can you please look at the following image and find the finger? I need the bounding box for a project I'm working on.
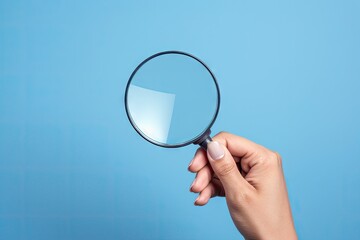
[194,182,218,206]
[207,141,254,198]
[188,148,208,173]
[212,131,261,158]
[190,164,213,193]
[212,132,266,173]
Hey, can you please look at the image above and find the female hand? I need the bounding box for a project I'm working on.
[188,132,297,240]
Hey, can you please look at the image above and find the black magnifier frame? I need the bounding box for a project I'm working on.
[124,50,221,149]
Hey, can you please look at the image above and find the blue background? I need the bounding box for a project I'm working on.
[1,0,359,239]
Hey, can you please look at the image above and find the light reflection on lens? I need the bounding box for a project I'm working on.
[127,85,176,143]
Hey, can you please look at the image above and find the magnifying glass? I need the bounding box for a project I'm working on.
[124,51,220,150]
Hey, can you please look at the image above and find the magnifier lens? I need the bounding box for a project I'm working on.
[125,52,219,147]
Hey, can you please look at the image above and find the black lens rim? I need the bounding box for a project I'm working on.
[124,50,221,148]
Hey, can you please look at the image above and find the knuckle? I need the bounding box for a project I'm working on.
[274,151,282,164]
[214,131,230,142]
[261,151,282,167]
[253,149,282,168]
[216,162,236,177]
[269,151,282,166]
[217,131,229,137]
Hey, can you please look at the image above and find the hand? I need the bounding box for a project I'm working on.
[188,132,297,240]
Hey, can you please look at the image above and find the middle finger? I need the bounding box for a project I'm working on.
[190,164,213,193]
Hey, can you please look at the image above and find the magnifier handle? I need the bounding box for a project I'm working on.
[194,129,213,150]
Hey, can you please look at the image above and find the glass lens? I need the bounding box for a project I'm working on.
[126,52,219,146]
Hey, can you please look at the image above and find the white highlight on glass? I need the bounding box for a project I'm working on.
[127,84,176,144]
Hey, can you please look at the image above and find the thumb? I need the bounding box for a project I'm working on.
[207,141,249,196]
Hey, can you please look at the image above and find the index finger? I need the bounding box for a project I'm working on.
[212,131,261,159]
[188,148,208,173]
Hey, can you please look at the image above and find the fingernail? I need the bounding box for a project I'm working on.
[194,196,200,206]
[207,141,224,160]
[188,157,195,168]
[189,179,196,191]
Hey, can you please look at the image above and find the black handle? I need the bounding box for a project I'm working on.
[193,129,212,150]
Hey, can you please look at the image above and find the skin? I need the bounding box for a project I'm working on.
[188,132,298,240]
